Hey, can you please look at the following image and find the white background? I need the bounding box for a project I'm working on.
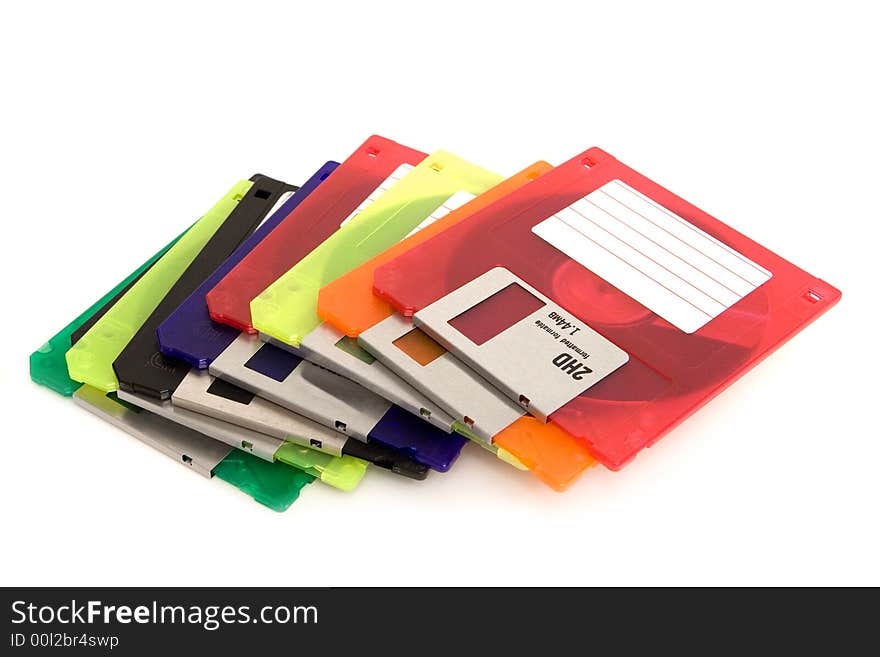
[1,1,877,586]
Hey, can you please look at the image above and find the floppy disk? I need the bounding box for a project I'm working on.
[168,366,429,479]
[167,372,387,487]
[152,162,429,479]
[30,238,311,511]
[118,379,367,492]
[156,161,340,369]
[285,153,510,435]
[79,281,333,501]
[206,136,427,334]
[66,179,252,393]
[210,149,502,471]
[250,150,502,347]
[210,334,449,474]
[317,162,598,490]
[374,146,842,470]
[108,175,369,491]
[113,174,297,399]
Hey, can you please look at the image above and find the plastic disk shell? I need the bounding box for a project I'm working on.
[114,174,298,400]
[161,372,367,492]
[154,158,436,476]
[318,162,599,491]
[206,136,427,334]
[68,223,317,510]
[157,162,340,369]
[373,146,842,471]
[251,149,503,347]
[30,233,313,511]
[65,180,252,393]
[106,173,367,491]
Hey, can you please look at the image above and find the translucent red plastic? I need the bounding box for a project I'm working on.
[206,136,426,333]
[374,146,841,470]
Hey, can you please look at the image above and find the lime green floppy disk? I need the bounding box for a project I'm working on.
[30,226,313,511]
[66,180,253,393]
[250,151,503,347]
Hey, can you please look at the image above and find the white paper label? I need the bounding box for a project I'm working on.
[339,163,415,227]
[532,180,772,333]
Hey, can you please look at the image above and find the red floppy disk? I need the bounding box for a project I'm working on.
[206,135,426,333]
[374,146,841,470]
